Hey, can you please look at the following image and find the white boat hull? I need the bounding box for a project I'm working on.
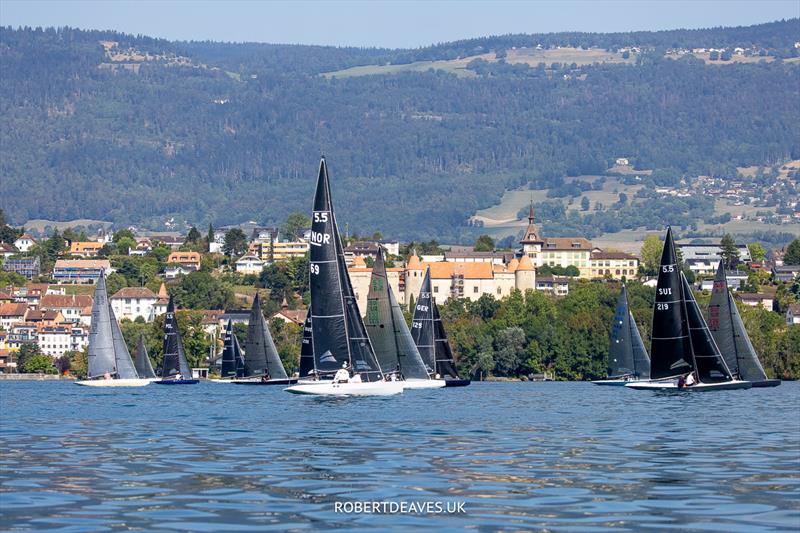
[285,380,403,396]
[591,378,640,386]
[625,379,751,391]
[75,379,151,387]
[402,379,446,389]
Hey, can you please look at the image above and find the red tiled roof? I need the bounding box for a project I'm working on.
[110,287,158,300]
[40,294,93,309]
[0,302,27,317]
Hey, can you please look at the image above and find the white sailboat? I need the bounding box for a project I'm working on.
[285,158,402,396]
[75,275,150,387]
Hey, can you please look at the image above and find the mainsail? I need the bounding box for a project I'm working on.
[308,157,384,381]
[134,334,156,379]
[629,310,651,379]
[244,294,289,379]
[109,303,138,379]
[299,316,315,378]
[681,273,733,382]
[220,319,244,379]
[161,296,192,378]
[708,261,768,382]
[87,274,139,379]
[649,227,694,380]
[365,248,430,379]
[411,267,460,378]
[608,285,651,379]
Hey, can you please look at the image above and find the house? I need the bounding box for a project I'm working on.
[2,257,41,279]
[677,242,752,275]
[7,323,37,349]
[110,287,160,322]
[129,238,152,256]
[535,275,570,296]
[615,158,630,166]
[518,205,593,277]
[772,265,800,283]
[344,240,401,260]
[235,254,265,275]
[167,251,201,269]
[24,309,63,326]
[164,264,198,279]
[52,260,110,283]
[0,348,14,373]
[271,298,308,326]
[151,235,185,249]
[0,243,17,259]
[13,234,36,253]
[444,251,515,266]
[0,302,28,330]
[38,325,88,357]
[209,229,227,254]
[589,251,639,278]
[249,240,310,262]
[40,294,94,323]
[787,304,800,325]
[68,241,104,257]
[735,293,774,310]
[250,227,280,244]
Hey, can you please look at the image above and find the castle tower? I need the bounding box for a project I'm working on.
[519,202,543,267]
[515,254,536,292]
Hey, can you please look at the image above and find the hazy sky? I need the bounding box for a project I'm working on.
[1,0,798,48]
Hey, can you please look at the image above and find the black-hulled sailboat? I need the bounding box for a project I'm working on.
[134,334,157,380]
[365,247,443,389]
[155,296,199,384]
[592,285,651,385]
[233,294,297,385]
[627,227,750,391]
[76,274,150,387]
[285,157,402,396]
[708,261,780,387]
[210,319,245,382]
[411,267,470,387]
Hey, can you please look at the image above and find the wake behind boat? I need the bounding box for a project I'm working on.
[708,261,780,388]
[626,227,750,392]
[75,274,150,387]
[155,296,199,385]
[592,284,651,386]
[284,157,401,397]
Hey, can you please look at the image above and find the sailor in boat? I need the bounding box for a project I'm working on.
[103,372,112,380]
[334,363,350,384]
[685,371,697,387]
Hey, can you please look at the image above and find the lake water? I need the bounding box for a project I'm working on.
[0,381,798,532]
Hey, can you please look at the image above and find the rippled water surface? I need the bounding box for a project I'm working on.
[1,381,798,532]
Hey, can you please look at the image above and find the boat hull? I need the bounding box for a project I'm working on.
[232,378,299,386]
[591,379,635,386]
[402,379,446,389]
[625,379,751,391]
[75,379,151,387]
[285,381,403,396]
[154,379,200,385]
[444,379,471,387]
[751,379,781,388]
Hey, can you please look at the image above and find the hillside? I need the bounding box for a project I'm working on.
[0,21,799,242]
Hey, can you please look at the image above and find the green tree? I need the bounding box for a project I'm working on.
[113,229,135,243]
[206,223,215,252]
[185,226,201,245]
[720,234,740,268]
[172,271,237,310]
[223,228,248,257]
[493,326,526,375]
[784,239,800,265]
[474,234,495,252]
[105,272,128,296]
[580,196,590,211]
[640,234,664,275]
[282,212,311,240]
[747,242,767,263]
[16,343,42,371]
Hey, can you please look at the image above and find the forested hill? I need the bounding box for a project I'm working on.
[1,21,799,241]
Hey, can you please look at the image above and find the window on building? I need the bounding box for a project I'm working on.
[473,286,479,293]
[433,286,438,293]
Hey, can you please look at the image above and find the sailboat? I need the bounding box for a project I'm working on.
[154,296,199,384]
[410,267,471,387]
[365,247,444,389]
[134,334,158,381]
[708,261,780,388]
[233,294,297,385]
[297,316,316,382]
[626,227,750,391]
[592,285,651,385]
[285,158,402,396]
[76,275,150,387]
[209,319,245,383]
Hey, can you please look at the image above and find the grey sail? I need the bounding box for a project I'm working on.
[309,157,384,381]
[608,286,635,378]
[708,261,768,382]
[134,334,156,379]
[629,311,651,379]
[365,248,430,379]
[244,293,289,379]
[87,274,118,378]
[681,273,733,383]
[161,296,192,378]
[109,302,139,379]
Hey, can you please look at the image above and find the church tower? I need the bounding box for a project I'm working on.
[519,202,543,267]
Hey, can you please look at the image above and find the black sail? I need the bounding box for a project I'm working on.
[608,286,635,378]
[220,320,238,378]
[366,248,430,379]
[161,296,192,378]
[309,158,383,381]
[134,334,156,379]
[432,301,460,378]
[299,316,315,378]
[649,227,693,379]
[681,273,733,383]
[245,294,289,379]
[411,267,436,374]
[708,261,767,382]
[629,311,651,379]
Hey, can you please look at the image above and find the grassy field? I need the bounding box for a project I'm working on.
[322,54,493,79]
[50,284,96,296]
